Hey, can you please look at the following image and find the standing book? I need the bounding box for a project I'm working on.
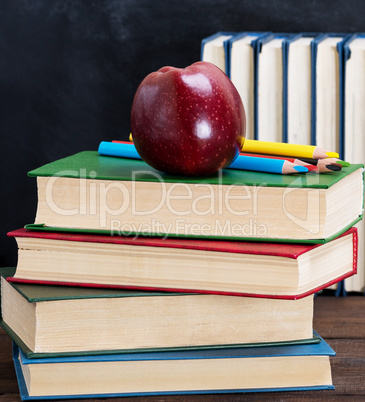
[228,32,269,140]
[12,334,335,399]
[286,34,316,145]
[255,33,300,142]
[311,33,349,155]
[343,34,365,293]
[201,31,270,140]
[343,34,365,161]
[26,151,363,242]
[200,31,235,74]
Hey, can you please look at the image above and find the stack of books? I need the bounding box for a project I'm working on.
[201,31,365,293]
[1,150,363,399]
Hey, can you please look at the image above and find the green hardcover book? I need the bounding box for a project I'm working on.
[0,268,318,358]
[26,151,364,242]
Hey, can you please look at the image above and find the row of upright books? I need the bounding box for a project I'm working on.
[1,149,364,398]
[201,31,365,293]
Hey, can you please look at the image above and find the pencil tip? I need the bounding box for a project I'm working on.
[294,166,309,173]
[326,164,342,171]
[325,152,339,158]
[336,160,351,167]
[304,165,318,172]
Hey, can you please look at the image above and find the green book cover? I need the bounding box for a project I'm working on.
[26,151,364,243]
[2,268,183,301]
[28,150,363,189]
[0,268,320,359]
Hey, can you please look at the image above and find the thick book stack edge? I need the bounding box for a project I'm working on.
[1,151,363,398]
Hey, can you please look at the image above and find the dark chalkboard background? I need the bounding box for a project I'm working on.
[1,0,364,266]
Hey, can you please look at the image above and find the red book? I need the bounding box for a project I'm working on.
[7,227,357,300]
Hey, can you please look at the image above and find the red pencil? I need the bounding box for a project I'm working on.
[240,153,318,172]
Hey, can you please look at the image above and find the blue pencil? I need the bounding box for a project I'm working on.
[227,155,308,174]
[98,141,141,159]
[98,141,308,174]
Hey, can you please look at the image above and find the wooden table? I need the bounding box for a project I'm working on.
[1,295,364,401]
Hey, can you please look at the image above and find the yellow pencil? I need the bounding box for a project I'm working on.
[241,139,339,159]
[130,133,339,160]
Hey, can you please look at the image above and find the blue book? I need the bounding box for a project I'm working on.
[13,333,335,400]
[255,33,301,143]
[342,33,365,295]
[228,32,271,140]
[342,33,365,162]
[200,31,237,75]
[310,33,351,157]
[283,33,318,145]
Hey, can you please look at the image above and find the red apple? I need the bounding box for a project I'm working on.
[130,61,245,176]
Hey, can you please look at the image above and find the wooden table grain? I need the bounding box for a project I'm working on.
[1,295,364,401]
